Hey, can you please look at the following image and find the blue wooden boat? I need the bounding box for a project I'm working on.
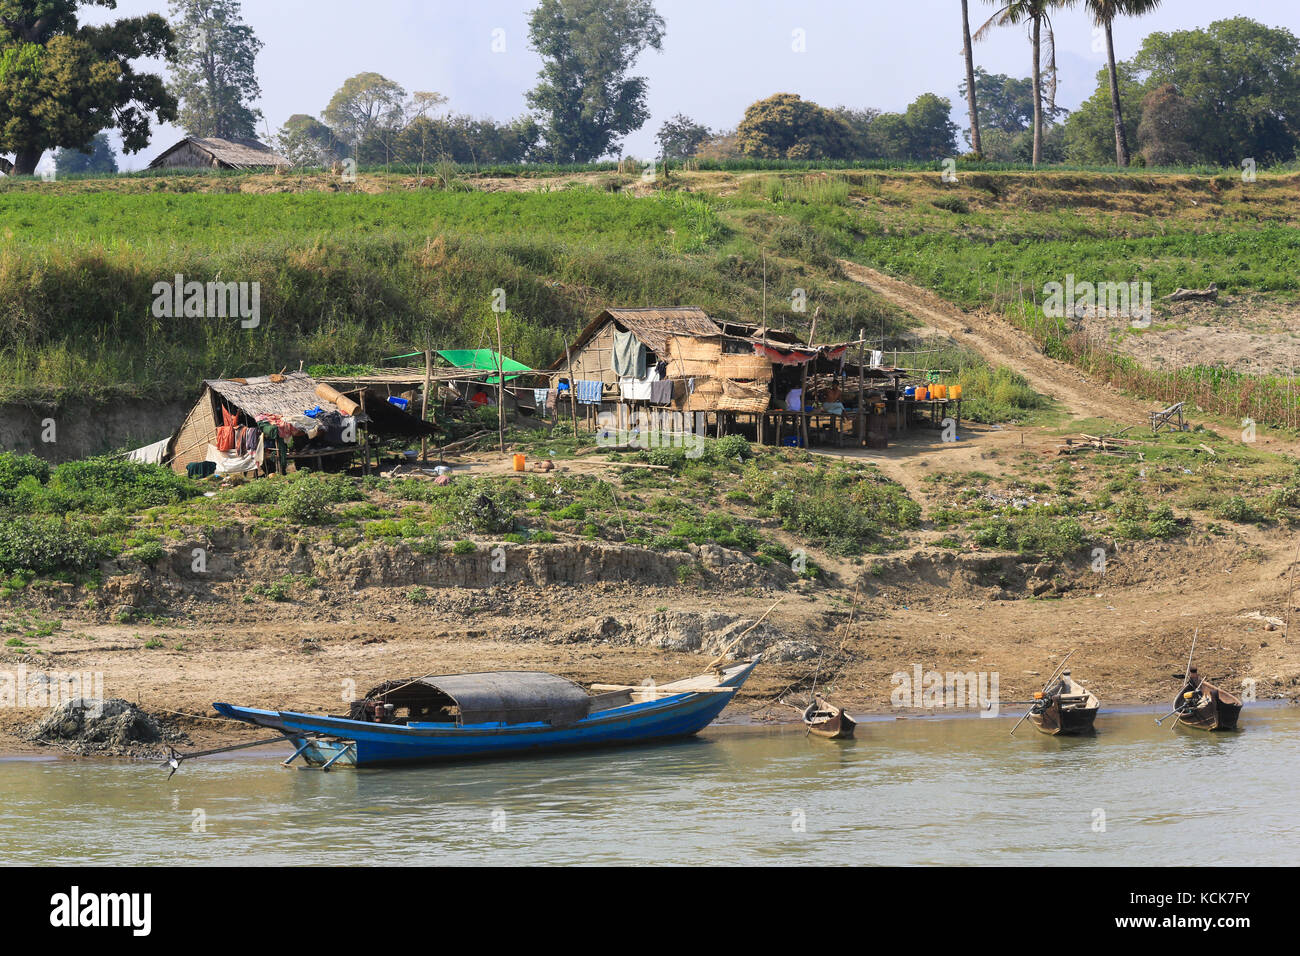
[212,656,761,769]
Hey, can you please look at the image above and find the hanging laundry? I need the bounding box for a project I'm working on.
[127,438,169,465]
[620,378,652,401]
[649,378,675,406]
[215,408,238,452]
[871,349,883,367]
[533,388,549,409]
[575,380,603,405]
[612,330,647,379]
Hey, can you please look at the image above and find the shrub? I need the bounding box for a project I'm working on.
[280,480,334,523]
[0,517,113,574]
[129,542,166,566]
[34,458,199,513]
[0,452,50,497]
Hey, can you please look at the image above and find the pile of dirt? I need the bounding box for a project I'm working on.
[23,698,190,758]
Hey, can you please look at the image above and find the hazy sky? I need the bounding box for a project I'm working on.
[68,0,1300,171]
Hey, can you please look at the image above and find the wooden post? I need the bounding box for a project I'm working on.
[359,390,370,476]
[857,327,866,445]
[565,345,579,438]
[421,349,432,462]
[493,316,506,453]
[799,311,818,450]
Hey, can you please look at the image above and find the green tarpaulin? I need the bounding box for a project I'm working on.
[435,349,532,385]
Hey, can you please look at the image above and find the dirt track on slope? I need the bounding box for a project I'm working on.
[838,259,1300,456]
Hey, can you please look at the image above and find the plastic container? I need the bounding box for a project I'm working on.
[932,384,948,400]
[387,396,410,411]
[949,384,962,400]
[512,453,526,472]
[904,386,916,398]
[914,386,928,401]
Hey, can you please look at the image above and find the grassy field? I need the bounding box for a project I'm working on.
[734,169,1300,428]
[0,181,912,403]
[2,164,1295,427]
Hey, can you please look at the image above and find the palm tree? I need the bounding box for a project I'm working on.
[975,0,1073,167]
[962,1,983,158]
[1084,0,1162,167]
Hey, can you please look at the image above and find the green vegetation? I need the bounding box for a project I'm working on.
[0,185,902,402]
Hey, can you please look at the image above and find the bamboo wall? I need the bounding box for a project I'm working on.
[168,388,219,474]
[568,323,619,385]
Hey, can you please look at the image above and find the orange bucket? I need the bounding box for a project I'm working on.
[512,453,526,472]
[932,384,948,399]
[914,386,928,401]
[949,384,962,400]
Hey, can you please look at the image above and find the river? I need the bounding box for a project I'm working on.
[3,706,1296,866]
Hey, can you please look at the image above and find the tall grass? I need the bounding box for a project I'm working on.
[0,186,909,401]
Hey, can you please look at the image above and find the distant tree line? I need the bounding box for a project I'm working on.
[5,0,1300,177]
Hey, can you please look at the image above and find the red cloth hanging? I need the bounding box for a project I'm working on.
[215,408,238,452]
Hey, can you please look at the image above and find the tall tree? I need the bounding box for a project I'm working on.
[166,0,264,140]
[526,0,665,163]
[656,113,711,160]
[322,72,407,152]
[975,0,1072,167]
[961,0,983,157]
[735,93,855,160]
[55,130,117,173]
[0,0,176,175]
[1132,17,1300,166]
[1083,0,1161,167]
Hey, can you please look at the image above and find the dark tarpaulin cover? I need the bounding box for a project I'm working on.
[367,671,592,727]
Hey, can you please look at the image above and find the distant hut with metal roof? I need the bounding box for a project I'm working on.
[147,136,290,171]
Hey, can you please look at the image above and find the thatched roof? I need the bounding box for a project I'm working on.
[206,372,338,419]
[148,136,290,170]
[553,307,723,369]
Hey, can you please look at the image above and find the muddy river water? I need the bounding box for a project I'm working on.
[2,706,1296,866]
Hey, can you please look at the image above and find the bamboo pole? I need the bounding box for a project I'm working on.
[799,311,819,450]
[705,597,785,672]
[565,345,579,439]
[421,348,431,462]
[857,326,866,445]
[494,315,506,453]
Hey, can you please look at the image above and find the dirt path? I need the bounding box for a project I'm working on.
[839,259,1300,456]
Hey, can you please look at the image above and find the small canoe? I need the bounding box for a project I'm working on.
[1028,670,1099,736]
[1173,669,1242,732]
[802,693,856,739]
[213,656,761,768]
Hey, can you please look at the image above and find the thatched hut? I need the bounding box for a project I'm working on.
[167,372,356,475]
[551,307,723,387]
[148,136,290,171]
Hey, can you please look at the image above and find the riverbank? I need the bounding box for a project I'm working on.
[3,544,1297,758]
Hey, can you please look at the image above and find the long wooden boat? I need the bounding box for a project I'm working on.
[213,656,761,769]
[802,693,856,739]
[1028,670,1099,736]
[1173,668,1242,732]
